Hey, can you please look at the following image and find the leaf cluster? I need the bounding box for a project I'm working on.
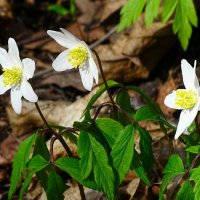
[118,0,198,50]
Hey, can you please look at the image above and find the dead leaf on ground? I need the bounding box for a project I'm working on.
[100,0,128,22]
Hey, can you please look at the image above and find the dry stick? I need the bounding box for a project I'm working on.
[34,102,86,200]
[92,49,115,106]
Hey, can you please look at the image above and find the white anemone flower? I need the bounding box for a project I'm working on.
[47,28,98,91]
[164,59,200,139]
[0,38,38,114]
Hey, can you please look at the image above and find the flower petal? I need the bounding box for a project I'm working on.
[47,30,78,49]
[60,28,81,43]
[175,104,199,139]
[79,62,93,91]
[21,80,38,102]
[0,48,13,69]
[89,58,98,84]
[22,58,35,79]
[11,87,22,114]
[164,91,182,110]
[181,59,196,90]
[0,76,11,94]
[52,50,74,71]
[8,38,22,68]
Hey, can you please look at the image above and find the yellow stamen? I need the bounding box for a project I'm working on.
[2,67,22,86]
[175,89,197,109]
[68,45,89,68]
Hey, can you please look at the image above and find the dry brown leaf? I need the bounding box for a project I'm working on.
[100,0,128,22]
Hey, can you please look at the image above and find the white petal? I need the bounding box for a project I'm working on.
[79,63,93,91]
[8,38,22,68]
[89,58,98,84]
[181,59,196,90]
[11,87,22,114]
[60,28,81,43]
[0,76,11,94]
[52,50,74,71]
[21,80,38,102]
[22,58,35,79]
[164,91,182,110]
[0,48,13,69]
[175,104,199,139]
[47,30,78,49]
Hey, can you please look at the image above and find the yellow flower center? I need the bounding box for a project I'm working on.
[175,89,197,109]
[68,45,89,68]
[2,67,23,86]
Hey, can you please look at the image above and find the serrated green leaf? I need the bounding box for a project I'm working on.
[145,0,160,27]
[111,124,134,183]
[131,150,150,185]
[139,127,154,174]
[8,133,37,200]
[118,0,145,31]
[55,157,97,189]
[162,0,178,22]
[159,155,185,200]
[78,131,93,180]
[33,133,50,190]
[115,89,134,125]
[19,155,49,200]
[89,135,116,200]
[135,106,159,122]
[82,80,121,117]
[46,169,68,200]
[186,145,200,154]
[176,180,194,200]
[190,165,200,200]
[172,0,198,50]
[95,118,124,147]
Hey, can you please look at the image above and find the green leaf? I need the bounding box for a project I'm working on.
[89,135,116,200]
[78,132,116,199]
[138,127,154,174]
[33,134,50,160]
[135,106,159,122]
[48,4,69,16]
[95,118,124,147]
[78,131,93,180]
[131,150,150,185]
[162,0,178,22]
[111,124,134,183]
[115,89,134,125]
[116,89,133,114]
[159,155,185,200]
[176,180,194,200]
[33,134,51,190]
[186,145,200,154]
[83,80,121,116]
[8,133,37,200]
[118,0,145,31]
[172,0,198,50]
[55,157,97,189]
[145,0,160,27]
[190,165,200,200]
[19,155,49,200]
[46,169,68,200]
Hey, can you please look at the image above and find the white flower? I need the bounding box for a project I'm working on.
[164,59,200,139]
[0,38,38,114]
[47,28,98,91]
